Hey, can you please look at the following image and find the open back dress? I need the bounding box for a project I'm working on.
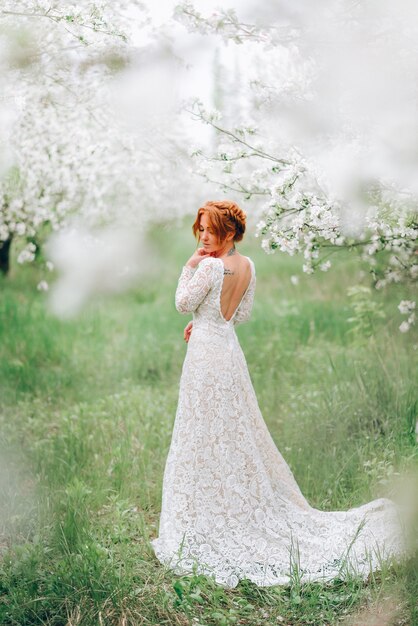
[151,256,405,588]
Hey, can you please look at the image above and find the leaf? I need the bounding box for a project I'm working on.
[173,580,183,600]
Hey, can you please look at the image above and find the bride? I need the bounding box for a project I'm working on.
[151,200,405,588]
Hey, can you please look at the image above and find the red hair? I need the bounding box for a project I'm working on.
[192,200,246,244]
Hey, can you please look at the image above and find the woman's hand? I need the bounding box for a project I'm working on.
[185,247,211,269]
[184,321,193,342]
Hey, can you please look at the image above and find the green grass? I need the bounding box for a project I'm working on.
[0,220,417,625]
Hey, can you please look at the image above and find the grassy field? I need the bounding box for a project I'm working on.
[0,220,417,625]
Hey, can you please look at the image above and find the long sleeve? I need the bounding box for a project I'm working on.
[233,272,256,326]
[175,258,215,314]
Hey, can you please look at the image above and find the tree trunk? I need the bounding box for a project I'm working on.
[0,236,12,275]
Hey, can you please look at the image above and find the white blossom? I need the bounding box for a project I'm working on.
[398,300,416,315]
[175,1,417,327]
[319,260,331,272]
[0,0,208,300]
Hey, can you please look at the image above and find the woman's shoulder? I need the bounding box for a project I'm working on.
[198,256,221,267]
[242,255,255,273]
[195,256,223,275]
[197,254,254,271]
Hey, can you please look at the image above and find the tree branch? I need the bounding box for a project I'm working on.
[0,10,127,41]
[186,107,290,165]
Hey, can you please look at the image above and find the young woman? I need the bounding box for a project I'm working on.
[151,200,405,588]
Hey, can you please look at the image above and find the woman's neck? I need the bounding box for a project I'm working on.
[212,243,236,258]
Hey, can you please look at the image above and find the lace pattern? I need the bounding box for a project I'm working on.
[151,256,407,588]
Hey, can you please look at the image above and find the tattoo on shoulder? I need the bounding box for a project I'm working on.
[223,267,235,275]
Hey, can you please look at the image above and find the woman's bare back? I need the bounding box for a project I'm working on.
[220,253,252,321]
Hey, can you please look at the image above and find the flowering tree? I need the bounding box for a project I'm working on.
[0,1,129,272]
[2,0,416,331]
[174,1,418,332]
[0,1,200,281]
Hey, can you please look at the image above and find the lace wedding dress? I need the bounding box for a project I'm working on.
[151,256,406,588]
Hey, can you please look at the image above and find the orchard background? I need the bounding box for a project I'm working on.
[0,2,417,625]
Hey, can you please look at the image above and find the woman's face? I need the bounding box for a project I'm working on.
[198,212,221,253]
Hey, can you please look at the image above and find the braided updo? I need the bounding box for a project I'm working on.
[192,200,246,243]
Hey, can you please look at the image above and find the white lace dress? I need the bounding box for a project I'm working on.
[151,256,406,588]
